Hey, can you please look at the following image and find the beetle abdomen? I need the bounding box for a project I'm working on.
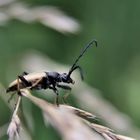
[6,72,47,93]
[6,83,30,93]
[6,85,19,93]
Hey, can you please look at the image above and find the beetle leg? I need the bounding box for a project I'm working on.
[7,76,21,104]
[53,83,60,106]
[17,76,21,95]
[30,77,43,89]
[49,84,59,106]
[56,84,71,104]
[8,93,16,103]
[57,84,71,90]
[54,89,59,106]
[10,77,21,110]
[62,92,70,104]
[18,75,32,87]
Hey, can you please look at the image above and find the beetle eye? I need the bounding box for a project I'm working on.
[61,73,74,84]
[63,73,67,79]
[60,73,68,82]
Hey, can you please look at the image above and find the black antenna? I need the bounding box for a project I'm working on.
[68,39,97,77]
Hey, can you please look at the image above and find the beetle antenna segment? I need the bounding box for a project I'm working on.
[69,65,84,80]
[67,39,97,78]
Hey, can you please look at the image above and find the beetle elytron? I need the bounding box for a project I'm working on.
[6,39,97,105]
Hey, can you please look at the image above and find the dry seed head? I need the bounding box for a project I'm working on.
[7,115,21,140]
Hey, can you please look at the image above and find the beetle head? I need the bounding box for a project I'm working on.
[60,73,75,84]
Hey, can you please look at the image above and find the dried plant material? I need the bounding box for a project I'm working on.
[7,115,20,140]
[20,89,135,140]
[16,126,32,140]
[59,104,97,120]
[20,52,140,139]
[7,117,32,140]
[0,2,81,33]
[4,86,135,140]
[59,106,135,140]
[7,96,21,140]
[115,135,136,140]
[85,123,136,140]
[21,89,104,140]
[34,6,80,34]
[0,84,32,140]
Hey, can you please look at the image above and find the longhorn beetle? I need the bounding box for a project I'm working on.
[6,39,97,105]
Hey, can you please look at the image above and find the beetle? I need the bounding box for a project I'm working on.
[6,39,97,105]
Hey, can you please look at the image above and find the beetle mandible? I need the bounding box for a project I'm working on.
[6,39,97,105]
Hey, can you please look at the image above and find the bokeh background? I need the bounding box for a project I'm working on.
[0,0,140,139]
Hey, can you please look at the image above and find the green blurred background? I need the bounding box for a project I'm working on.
[0,0,140,139]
